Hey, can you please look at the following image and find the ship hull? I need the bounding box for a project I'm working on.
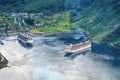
[64,47,91,58]
[65,46,91,54]
[17,38,33,47]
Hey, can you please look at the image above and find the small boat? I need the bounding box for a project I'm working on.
[0,40,4,45]
[17,33,33,47]
[64,40,91,54]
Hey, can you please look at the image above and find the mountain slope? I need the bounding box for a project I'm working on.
[0,0,120,48]
[103,27,120,48]
[0,0,63,14]
[70,0,120,47]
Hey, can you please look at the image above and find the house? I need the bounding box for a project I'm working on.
[35,23,44,27]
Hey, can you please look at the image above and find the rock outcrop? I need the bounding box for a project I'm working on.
[0,53,8,69]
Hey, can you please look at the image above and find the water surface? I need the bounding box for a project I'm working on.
[0,32,120,80]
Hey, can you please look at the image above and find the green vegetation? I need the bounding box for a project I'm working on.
[0,14,24,32]
[34,11,72,34]
[25,0,63,15]
[0,14,14,31]
[0,11,72,34]
[71,6,120,40]
[0,0,119,48]
[103,27,120,48]
[0,0,64,15]
[68,0,120,48]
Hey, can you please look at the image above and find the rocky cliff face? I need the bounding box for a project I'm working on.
[0,53,8,69]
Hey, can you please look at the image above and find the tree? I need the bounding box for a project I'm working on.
[24,18,34,26]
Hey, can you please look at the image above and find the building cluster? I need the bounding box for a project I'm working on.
[7,13,44,18]
[5,13,45,27]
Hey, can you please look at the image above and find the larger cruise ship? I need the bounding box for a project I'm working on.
[64,40,91,54]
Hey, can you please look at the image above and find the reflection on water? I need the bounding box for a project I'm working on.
[0,32,120,80]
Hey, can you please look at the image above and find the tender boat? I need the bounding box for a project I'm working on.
[64,40,91,54]
[17,33,33,46]
[0,40,4,45]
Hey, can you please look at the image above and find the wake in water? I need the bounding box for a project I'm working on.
[0,33,120,80]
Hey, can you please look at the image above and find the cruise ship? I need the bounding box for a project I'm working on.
[64,40,91,54]
[17,33,33,47]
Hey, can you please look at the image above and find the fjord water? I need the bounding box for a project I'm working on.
[0,32,120,80]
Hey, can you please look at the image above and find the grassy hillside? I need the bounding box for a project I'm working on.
[34,11,72,34]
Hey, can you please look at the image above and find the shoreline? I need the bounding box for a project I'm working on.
[92,41,120,54]
[3,31,120,52]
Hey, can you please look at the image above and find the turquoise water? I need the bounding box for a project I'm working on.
[0,32,120,80]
